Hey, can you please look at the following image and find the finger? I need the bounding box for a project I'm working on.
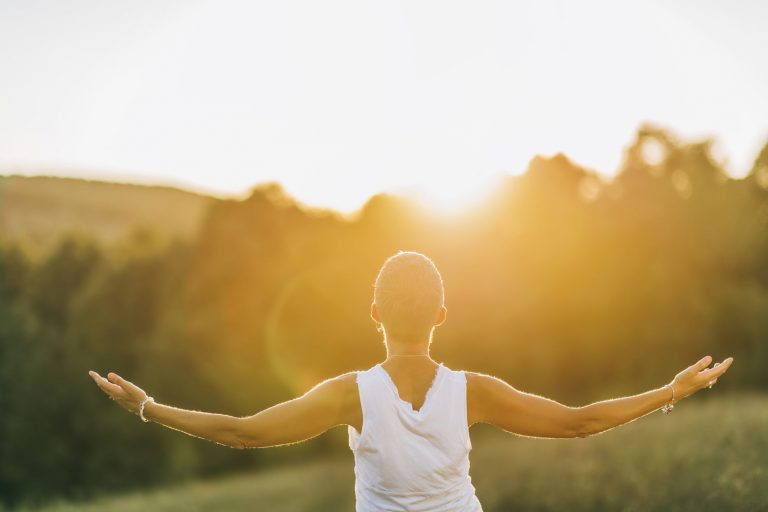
[701,357,733,380]
[90,371,112,390]
[91,371,123,395]
[97,379,123,396]
[693,355,713,372]
[108,372,142,395]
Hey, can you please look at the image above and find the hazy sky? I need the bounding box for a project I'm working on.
[1,0,766,213]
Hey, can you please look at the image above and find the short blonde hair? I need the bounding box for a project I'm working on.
[373,251,445,340]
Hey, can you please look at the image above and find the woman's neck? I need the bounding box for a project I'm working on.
[383,351,437,369]
[385,341,431,359]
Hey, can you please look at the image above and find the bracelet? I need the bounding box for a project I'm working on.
[661,382,675,414]
[139,396,154,423]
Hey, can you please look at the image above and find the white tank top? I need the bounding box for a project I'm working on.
[348,362,483,511]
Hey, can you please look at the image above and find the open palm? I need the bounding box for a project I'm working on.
[89,370,148,417]
[671,355,733,401]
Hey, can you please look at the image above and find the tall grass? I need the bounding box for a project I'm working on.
[21,393,768,512]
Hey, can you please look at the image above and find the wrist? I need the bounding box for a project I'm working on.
[139,395,155,422]
[670,376,691,402]
[660,378,678,414]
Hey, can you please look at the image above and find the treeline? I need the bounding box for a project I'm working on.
[1,125,767,507]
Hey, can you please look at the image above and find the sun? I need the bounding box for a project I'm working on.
[392,174,502,218]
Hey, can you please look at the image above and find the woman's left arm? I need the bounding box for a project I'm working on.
[467,355,733,439]
[89,370,359,449]
[577,355,733,437]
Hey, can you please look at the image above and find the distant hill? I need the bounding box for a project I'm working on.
[0,174,217,260]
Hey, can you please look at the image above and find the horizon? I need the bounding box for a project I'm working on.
[2,124,764,218]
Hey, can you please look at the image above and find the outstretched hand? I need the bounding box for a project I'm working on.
[670,355,734,401]
[89,370,148,417]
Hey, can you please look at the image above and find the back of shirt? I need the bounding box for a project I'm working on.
[348,362,483,512]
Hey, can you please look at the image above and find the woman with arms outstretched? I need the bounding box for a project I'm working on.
[90,250,734,512]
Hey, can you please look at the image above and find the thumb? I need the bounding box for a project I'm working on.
[108,372,124,386]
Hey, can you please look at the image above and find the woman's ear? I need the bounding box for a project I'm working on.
[370,302,380,323]
[434,306,447,326]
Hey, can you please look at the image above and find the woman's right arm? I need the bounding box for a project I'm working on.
[466,355,733,439]
[90,370,360,449]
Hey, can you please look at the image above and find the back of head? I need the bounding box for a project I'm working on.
[373,251,445,342]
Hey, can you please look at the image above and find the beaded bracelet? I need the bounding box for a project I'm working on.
[139,396,154,422]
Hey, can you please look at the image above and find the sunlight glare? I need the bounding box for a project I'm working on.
[395,174,500,217]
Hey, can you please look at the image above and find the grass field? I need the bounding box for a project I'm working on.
[17,393,768,512]
[0,175,213,260]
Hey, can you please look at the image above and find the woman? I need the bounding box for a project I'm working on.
[90,250,734,511]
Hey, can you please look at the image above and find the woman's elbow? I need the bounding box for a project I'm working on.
[226,418,256,449]
[574,428,592,439]
[572,407,602,438]
[229,434,249,450]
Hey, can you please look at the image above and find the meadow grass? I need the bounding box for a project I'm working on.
[21,393,768,512]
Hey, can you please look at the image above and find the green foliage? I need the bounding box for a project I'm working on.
[20,395,768,512]
[1,126,767,507]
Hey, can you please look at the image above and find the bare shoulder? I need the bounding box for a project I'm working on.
[305,371,358,401]
[465,370,580,438]
[332,371,359,398]
[465,370,516,426]
[465,370,503,387]
[465,370,514,397]
[303,371,361,430]
[317,371,358,387]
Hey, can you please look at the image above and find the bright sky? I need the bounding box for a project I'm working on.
[1,0,766,214]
